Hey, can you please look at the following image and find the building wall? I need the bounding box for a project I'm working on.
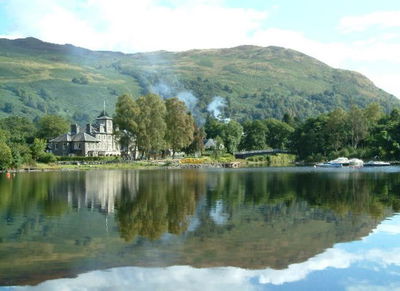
[50,142,70,156]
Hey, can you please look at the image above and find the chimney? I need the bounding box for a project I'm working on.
[86,123,92,134]
[71,124,80,135]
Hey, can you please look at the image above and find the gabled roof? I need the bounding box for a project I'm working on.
[50,133,71,143]
[71,132,100,142]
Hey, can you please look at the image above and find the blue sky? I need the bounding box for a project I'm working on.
[1,0,400,96]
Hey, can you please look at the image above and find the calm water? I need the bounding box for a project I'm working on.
[1,167,400,290]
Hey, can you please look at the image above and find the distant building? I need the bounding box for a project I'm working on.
[49,111,120,156]
[204,138,224,150]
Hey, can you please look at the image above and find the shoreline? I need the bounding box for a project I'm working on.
[2,160,249,173]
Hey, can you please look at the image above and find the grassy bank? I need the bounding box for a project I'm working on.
[8,153,298,172]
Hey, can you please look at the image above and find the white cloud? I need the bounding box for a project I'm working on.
[4,0,268,52]
[339,11,400,33]
[2,1,400,97]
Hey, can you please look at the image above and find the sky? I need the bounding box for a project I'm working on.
[1,0,400,96]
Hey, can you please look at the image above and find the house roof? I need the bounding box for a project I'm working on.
[71,132,100,142]
[97,110,112,120]
[49,133,71,143]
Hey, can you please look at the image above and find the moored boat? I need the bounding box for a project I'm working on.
[349,158,364,168]
[364,161,391,167]
[315,162,343,168]
[315,157,350,168]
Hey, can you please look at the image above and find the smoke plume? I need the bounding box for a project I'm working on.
[207,96,230,123]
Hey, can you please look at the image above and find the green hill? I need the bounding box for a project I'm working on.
[0,37,398,123]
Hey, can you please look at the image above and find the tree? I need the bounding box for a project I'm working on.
[347,106,368,149]
[0,116,36,144]
[0,141,12,170]
[239,120,268,151]
[185,125,205,155]
[290,115,330,160]
[30,138,47,161]
[264,118,294,149]
[165,98,195,157]
[114,94,139,158]
[220,120,243,154]
[135,94,167,158]
[37,114,69,140]
[325,109,348,152]
[204,115,223,139]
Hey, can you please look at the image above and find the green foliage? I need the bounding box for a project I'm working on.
[0,116,36,144]
[211,136,225,159]
[135,94,167,157]
[290,104,396,162]
[239,120,268,151]
[264,118,294,149]
[165,98,195,156]
[0,141,12,169]
[114,94,139,157]
[30,138,47,161]
[204,116,223,139]
[10,143,33,168]
[37,152,57,163]
[246,154,296,166]
[37,114,69,140]
[220,120,243,154]
[185,124,206,155]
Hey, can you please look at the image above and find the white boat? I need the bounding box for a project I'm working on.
[315,162,343,168]
[364,161,390,167]
[329,157,350,166]
[349,158,364,167]
[315,157,349,168]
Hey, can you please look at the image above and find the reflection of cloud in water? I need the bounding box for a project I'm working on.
[209,200,228,225]
[14,249,357,290]
[14,216,400,291]
[373,215,400,235]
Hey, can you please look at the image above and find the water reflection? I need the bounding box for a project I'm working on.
[11,215,400,291]
[1,168,400,286]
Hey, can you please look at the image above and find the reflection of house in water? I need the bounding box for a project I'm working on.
[84,171,138,214]
[60,171,139,214]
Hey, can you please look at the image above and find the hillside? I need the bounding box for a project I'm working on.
[0,37,398,123]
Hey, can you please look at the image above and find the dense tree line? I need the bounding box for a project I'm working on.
[204,103,400,162]
[0,114,69,169]
[290,103,399,161]
[204,115,295,154]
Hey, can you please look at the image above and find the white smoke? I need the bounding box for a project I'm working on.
[149,80,205,124]
[177,91,198,112]
[150,81,174,98]
[207,96,230,123]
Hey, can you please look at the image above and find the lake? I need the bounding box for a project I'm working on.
[1,167,400,290]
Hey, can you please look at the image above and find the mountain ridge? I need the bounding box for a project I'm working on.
[0,37,398,123]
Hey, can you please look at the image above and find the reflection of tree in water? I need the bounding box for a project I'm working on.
[206,170,400,220]
[116,170,204,241]
[182,170,400,269]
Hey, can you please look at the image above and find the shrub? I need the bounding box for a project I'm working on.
[0,142,12,170]
[38,152,57,163]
